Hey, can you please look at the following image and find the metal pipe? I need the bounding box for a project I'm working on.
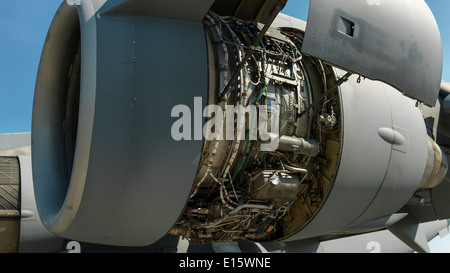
[284,164,308,174]
[0,210,20,218]
[228,204,273,216]
[219,0,288,99]
[278,135,320,157]
[299,72,352,118]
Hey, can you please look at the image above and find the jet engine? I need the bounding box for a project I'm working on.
[30,0,449,249]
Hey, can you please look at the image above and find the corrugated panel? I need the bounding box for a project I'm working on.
[0,157,20,211]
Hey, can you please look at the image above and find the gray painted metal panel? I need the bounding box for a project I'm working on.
[346,213,408,233]
[280,219,449,253]
[302,0,443,106]
[33,1,209,246]
[282,229,413,253]
[387,213,431,253]
[284,71,394,241]
[18,156,63,253]
[348,83,428,227]
[66,15,206,246]
[282,69,429,242]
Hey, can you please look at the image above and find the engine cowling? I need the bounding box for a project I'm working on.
[31,0,447,247]
[32,1,211,246]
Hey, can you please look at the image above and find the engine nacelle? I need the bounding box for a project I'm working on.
[32,0,213,246]
[31,0,446,247]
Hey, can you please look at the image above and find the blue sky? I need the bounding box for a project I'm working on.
[1,0,449,252]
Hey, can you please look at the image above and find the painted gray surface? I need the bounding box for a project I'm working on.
[283,71,428,241]
[18,156,63,253]
[347,76,428,227]
[302,0,443,106]
[32,0,211,246]
[280,219,449,253]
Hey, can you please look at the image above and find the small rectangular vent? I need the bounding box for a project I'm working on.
[338,17,355,37]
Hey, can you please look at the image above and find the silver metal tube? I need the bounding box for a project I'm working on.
[228,204,273,216]
[278,135,320,156]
